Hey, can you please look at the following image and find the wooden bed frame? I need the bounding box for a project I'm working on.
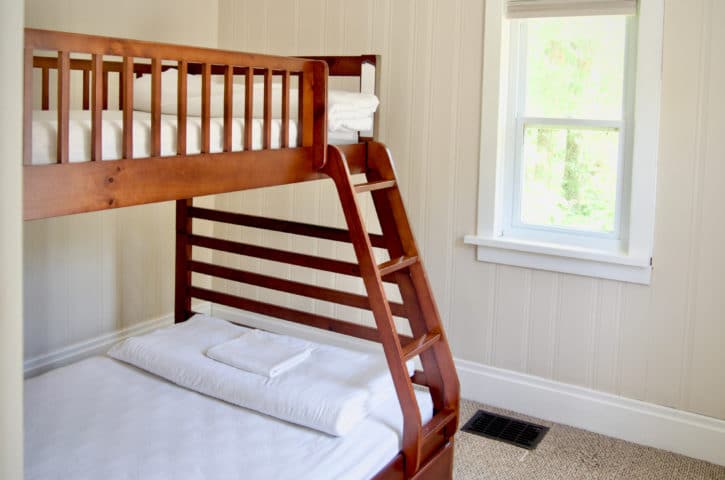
[23,28,460,480]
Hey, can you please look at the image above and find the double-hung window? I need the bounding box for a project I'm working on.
[465,0,664,284]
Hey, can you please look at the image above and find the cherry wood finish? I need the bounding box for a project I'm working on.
[23,28,327,219]
[23,29,457,479]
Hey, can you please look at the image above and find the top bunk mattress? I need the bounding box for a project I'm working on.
[30,110,360,165]
[25,352,432,480]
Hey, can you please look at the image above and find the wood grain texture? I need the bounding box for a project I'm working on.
[217,0,725,420]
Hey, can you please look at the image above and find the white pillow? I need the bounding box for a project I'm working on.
[108,314,411,436]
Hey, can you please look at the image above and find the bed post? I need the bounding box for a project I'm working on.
[175,198,193,323]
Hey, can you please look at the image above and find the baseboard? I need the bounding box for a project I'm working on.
[23,302,211,378]
[214,303,725,466]
[30,301,723,466]
[456,359,725,467]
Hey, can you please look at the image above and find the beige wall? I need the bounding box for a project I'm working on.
[1,0,25,477]
[216,0,725,420]
[23,0,219,363]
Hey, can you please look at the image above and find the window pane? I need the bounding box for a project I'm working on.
[520,126,619,233]
[524,16,627,120]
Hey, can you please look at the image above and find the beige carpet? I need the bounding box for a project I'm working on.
[454,399,725,480]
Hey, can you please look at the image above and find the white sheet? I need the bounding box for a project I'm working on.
[206,329,312,378]
[30,110,358,165]
[25,356,433,480]
[108,314,414,436]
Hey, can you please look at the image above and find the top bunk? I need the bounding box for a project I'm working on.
[22,29,379,220]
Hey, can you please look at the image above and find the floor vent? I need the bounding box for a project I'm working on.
[461,409,549,450]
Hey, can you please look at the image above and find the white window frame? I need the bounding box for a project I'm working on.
[464,0,664,285]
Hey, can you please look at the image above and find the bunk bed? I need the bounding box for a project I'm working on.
[22,28,460,480]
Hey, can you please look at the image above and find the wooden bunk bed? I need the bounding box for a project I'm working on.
[22,28,460,480]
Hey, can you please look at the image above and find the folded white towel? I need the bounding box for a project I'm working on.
[328,90,379,117]
[207,329,312,377]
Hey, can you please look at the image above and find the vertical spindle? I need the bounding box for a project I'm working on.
[91,54,103,161]
[263,69,272,149]
[151,58,161,157]
[281,70,290,148]
[122,56,133,158]
[82,69,90,110]
[57,51,70,164]
[177,60,187,155]
[41,67,49,111]
[223,65,233,152]
[244,66,253,150]
[201,63,211,153]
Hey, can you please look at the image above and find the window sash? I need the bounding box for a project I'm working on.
[504,17,635,242]
[511,119,623,238]
[507,0,637,19]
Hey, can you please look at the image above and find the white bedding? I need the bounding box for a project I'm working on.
[30,110,359,165]
[108,315,414,436]
[206,329,313,378]
[25,356,432,480]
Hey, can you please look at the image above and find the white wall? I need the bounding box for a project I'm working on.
[216,0,725,421]
[23,0,219,366]
[1,0,25,477]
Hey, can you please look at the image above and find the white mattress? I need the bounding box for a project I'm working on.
[25,356,433,480]
[30,110,358,165]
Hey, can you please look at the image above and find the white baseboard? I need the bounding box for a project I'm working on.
[457,359,725,467]
[23,302,211,378]
[26,301,724,467]
[214,303,725,466]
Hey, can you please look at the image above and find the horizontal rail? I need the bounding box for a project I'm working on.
[189,260,407,317]
[32,56,308,76]
[24,148,325,219]
[401,330,441,362]
[189,286,413,345]
[301,55,377,76]
[27,29,311,72]
[189,234,397,284]
[23,144,369,220]
[188,207,387,248]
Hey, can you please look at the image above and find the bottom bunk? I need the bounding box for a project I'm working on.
[24,313,452,480]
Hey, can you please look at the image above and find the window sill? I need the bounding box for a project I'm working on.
[463,235,652,284]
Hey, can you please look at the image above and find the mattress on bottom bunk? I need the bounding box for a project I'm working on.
[25,355,432,480]
[30,109,359,165]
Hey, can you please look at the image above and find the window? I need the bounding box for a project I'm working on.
[465,0,664,284]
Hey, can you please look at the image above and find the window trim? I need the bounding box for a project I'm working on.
[464,0,664,285]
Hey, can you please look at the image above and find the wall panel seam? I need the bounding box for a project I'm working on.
[678,0,713,411]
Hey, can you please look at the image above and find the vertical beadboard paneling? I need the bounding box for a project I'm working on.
[23,0,220,361]
[684,0,725,420]
[616,283,651,401]
[525,270,558,379]
[644,0,705,409]
[591,280,623,393]
[422,0,462,326]
[491,266,529,371]
[553,276,596,386]
[213,0,725,420]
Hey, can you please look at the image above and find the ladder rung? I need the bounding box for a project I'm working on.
[402,330,441,361]
[378,255,417,276]
[354,179,396,193]
[422,408,457,441]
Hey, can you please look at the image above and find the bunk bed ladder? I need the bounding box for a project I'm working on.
[324,143,459,479]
